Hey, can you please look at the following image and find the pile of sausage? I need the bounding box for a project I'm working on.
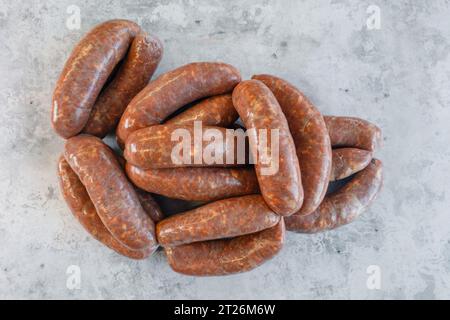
[52,20,383,276]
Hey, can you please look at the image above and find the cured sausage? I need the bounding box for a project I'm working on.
[114,155,164,222]
[82,32,163,138]
[57,156,152,259]
[126,147,371,202]
[116,62,241,146]
[324,116,382,152]
[157,195,280,247]
[165,94,238,127]
[64,135,157,251]
[125,164,259,201]
[52,20,141,138]
[165,219,285,276]
[134,188,164,223]
[232,80,303,216]
[124,124,247,169]
[253,74,331,216]
[286,159,383,233]
[330,148,373,181]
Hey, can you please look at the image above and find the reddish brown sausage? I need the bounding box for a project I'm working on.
[57,156,152,259]
[116,62,241,146]
[286,159,383,233]
[82,32,163,138]
[165,94,238,127]
[157,195,280,247]
[232,80,303,216]
[64,135,157,251]
[125,146,370,202]
[134,188,164,223]
[124,124,247,169]
[324,116,382,152]
[114,155,164,222]
[52,20,141,138]
[330,148,373,181]
[253,74,332,216]
[125,164,259,201]
[165,219,285,276]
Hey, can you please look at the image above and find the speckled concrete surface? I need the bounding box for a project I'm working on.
[1,0,450,299]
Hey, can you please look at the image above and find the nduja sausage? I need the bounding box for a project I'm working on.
[253,74,332,216]
[114,155,164,223]
[116,62,241,146]
[52,20,141,138]
[124,124,247,169]
[330,148,373,181]
[285,159,383,233]
[324,116,382,152]
[165,94,238,127]
[82,32,163,138]
[134,188,164,223]
[165,219,285,276]
[64,135,157,251]
[232,80,303,216]
[126,147,369,202]
[57,156,153,259]
[125,164,259,201]
[157,195,280,247]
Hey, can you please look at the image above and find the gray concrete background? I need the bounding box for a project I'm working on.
[1,0,449,299]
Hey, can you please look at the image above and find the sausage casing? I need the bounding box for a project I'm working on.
[157,195,280,247]
[124,124,246,169]
[64,135,157,251]
[232,80,303,216]
[325,116,382,152]
[57,156,153,259]
[165,94,238,127]
[330,148,373,181]
[253,74,332,216]
[125,164,259,202]
[82,32,163,138]
[116,62,241,146]
[126,146,371,202]
[52,20,140,138]
[165,219,285,276]
[134,188,164,223]
[114,155,164,223]
[286,159,383,233]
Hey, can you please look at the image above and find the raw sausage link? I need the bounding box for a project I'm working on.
[253,74,332,216]
[125,164,259,201]
[116,62,241,146]
[324,116,383,152]
[165,94,238,127]
[165,219,285,276]
[157,195,280,247]
[124,124,247,169]
[330,148,373,181]
[57,156,152,259]
[64,135,157,251]
[52,20,141,138]
[135,188,164,223]
[286,159,383,233]
[232,80,303,216]
[114,155,164,222]
[126,147,370,202]
[82,32,163,138]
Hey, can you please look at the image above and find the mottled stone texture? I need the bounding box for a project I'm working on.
[1,0,450,299]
